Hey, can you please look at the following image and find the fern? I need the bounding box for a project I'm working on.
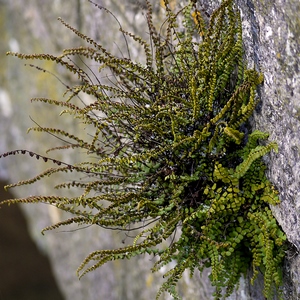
[1,0,286,299]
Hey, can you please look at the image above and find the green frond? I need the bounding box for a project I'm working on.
[41,216,89,235]
[5,166,70,189]
[27,126,93,150]
[235,142,278,179]
[0,195,70,206]
[2,1,286,299]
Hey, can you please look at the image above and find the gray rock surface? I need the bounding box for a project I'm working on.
[240,1,300,299]
[0,0,299,299]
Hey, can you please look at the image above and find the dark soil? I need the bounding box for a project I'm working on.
[0,180,64,300]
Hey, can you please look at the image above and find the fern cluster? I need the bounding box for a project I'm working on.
[2,0,286,299]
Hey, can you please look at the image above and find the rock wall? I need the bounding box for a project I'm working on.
[0,0,299,299]
[239,1,300,299]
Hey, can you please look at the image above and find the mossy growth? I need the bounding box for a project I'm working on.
[2,0,286,299]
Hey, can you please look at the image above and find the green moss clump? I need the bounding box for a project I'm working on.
[2,0,286,299]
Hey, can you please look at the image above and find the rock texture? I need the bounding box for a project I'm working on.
[239,1,300,299]
[0,0,299,299]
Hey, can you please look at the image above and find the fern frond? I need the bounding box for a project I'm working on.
[2,1,286,299]
[235,142,278,179]
[5,167,71,189]
[41,216,89,235]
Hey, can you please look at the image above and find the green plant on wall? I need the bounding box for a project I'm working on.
[1,0,286,299]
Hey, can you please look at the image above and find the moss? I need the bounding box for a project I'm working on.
[1,0,286,299]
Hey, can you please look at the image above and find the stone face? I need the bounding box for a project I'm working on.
[1,0,299,299]
[243,0,300,251]
[240,1,300,299]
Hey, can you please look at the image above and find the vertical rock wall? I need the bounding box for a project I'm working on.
[239,1,300,299]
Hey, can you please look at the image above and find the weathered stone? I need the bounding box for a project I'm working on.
[240,1,300,299]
